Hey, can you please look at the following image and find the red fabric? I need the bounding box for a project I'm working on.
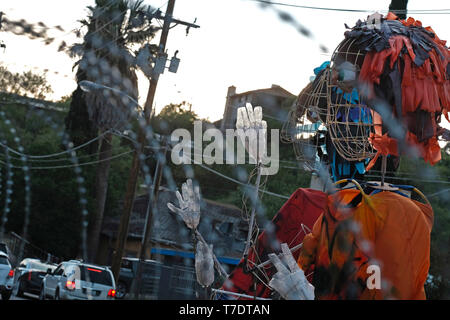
[359,16,449,166]
[368,131,442,167]
[221,188,326,299]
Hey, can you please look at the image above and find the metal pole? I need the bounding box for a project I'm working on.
[381,154,387,187]
[255,243,303,270]
[132,140,168,298]
[242,162,262,270]
[194,229,229,279]
[389,0,408,20]
[110,0,176,283]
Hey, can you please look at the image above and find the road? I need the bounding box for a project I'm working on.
[11,292,39,300]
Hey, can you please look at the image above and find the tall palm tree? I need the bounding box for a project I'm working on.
[65,0,159,263]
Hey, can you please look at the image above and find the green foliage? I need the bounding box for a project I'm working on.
[0,64,53,100]
[393,154,450,299]
[0,97,133,259]
[151,102,198,134]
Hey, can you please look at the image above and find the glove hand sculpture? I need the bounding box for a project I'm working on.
[168,179,224,282]
[236,103,267,164]
[167,179,201,230]
[195,241,215,287]
[268,243,315,300]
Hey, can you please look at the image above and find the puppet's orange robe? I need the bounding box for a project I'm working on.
[298,189,433,300]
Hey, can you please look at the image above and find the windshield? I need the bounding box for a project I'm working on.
[0,256,10,265]
[79,266,113,286]
[29,261,53,272]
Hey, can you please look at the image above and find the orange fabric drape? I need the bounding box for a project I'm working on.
[298,190,433,300]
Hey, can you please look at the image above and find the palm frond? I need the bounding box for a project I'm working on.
[125,27,159,44]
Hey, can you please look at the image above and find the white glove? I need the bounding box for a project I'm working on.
[195,241,215,287]
[167,179,201,230]
[236,103,267,163]
[268,243,315,300]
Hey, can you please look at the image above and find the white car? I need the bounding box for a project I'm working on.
[0,252,14,300]
[40,260,116,300]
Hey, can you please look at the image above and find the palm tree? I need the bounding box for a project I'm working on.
[65,0,159,263]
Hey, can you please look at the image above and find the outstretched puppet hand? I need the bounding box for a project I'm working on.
[236,103,267,163]
[268,243,315,300]
[167,179,201,230]
[195,241,215,287]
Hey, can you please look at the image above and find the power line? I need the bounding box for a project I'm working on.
[193,160,290,200]
[363,174,450,185]
[248,0,450,14]
[0,130,111,159]
[427,188,450,198]
[0,149,133,170]
[4,147,115,163]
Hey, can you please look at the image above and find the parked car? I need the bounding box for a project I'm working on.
[0,243,10,256]
[0,252,14,300]
[40,260,116,300]
[115,258,162,299]
[13,258,57,298]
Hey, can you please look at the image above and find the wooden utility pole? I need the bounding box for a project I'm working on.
[110,0,176,282]
[131,139,168,298]
[110,0,199,283]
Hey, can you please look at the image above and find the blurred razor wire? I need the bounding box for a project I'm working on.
[0,107,92,262]
[1,0,448,301]
[246,0,329,53]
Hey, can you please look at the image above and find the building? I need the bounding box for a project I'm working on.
[98,188,248,268]
[220,84,295,131]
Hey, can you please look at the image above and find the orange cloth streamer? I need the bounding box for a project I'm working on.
[358,17,449,166]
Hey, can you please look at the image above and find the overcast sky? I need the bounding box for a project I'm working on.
[1,0,449,125]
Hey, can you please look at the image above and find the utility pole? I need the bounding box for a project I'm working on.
[131,138,168,299]
[110,0,199,283]
[110,0,175,283]
[0,11,6,51]
[389,0,408,20]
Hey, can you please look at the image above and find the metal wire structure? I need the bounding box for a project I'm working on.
[326,37,378,162]
[281,68,329,171]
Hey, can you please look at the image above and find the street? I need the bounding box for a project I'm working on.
[11,293,39,300]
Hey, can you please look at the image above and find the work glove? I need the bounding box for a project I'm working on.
[167,179,201,230]
[195,241,215,287]
[236,103,267,164]
[268,243,315,300]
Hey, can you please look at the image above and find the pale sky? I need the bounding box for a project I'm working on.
[1,0,449,127]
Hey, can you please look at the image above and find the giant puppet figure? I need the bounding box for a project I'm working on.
[221,12,448,300]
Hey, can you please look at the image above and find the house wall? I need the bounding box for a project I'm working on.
[221,89,292,130]
[97,234,177,266]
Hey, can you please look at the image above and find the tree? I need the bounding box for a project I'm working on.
[151,101,198,133]
[0,64,53,99]
[0,99,133,261]
[65,0,159,263]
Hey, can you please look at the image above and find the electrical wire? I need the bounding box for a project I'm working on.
[0,149,133,170]
[248,0,450,14]
[0,129,111,159]
[427,188,450,198]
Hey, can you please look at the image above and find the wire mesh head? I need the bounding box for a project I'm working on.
[281,68,329,170]
[326,37,377,162]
